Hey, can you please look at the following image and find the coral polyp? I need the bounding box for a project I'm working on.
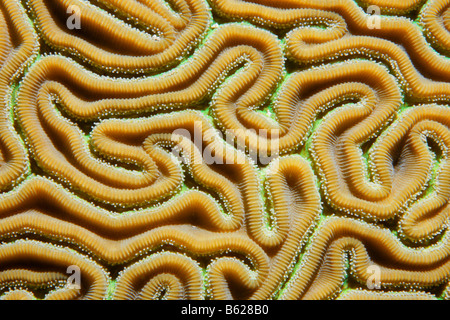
[0,0,449,300]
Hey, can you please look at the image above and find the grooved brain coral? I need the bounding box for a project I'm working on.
[0,0,449,300]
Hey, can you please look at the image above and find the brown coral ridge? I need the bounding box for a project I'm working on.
[211,0,450,101]
[0,0,38,191]
[3,0,450,301]
[113,252,203,300]
[26,0,211,73]
[281,216,450,300]
[421,0,450,54]
[0,176,269,268]
[92,113,322,299]
[0,289,36,300]
[249,60,402,156]
[91,111,322,254]
[0,148,320,299]
[17,23,411,206]
[211,0,427,21]
[337,289,437,300]
[313,104,450,241]
[356,0,427,15]
[0,240,109,300]
[15,23,284,205]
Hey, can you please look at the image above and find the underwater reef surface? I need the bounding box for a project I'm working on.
[0,0,449,300]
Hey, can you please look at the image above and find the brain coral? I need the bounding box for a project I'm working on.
[0,0,449,300]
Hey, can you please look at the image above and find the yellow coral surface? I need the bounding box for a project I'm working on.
[0,0,449,300]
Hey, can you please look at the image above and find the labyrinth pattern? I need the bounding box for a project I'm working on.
[0,0,449,300]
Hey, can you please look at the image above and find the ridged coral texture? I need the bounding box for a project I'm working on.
[0,0,449,300]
